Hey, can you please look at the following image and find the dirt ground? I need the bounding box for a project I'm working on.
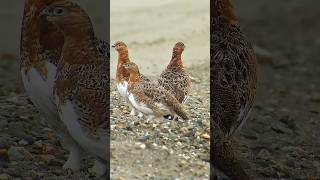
[232,0,320,179]
[0,0,319,179]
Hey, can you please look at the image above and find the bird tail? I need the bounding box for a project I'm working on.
[164,92,188,120]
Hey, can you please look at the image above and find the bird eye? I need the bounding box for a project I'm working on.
[53,8,65,15]
[41,8,50,15]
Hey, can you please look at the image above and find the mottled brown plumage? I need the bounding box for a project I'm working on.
[42,1,109,177]
[21,0,64,77]
[124,62,188,121]
[20,0,83,172]
[211,0,257,137]
[20,0,109,173]
[158,42,191,103]
[113,41,149,116]
[211,0,257,179]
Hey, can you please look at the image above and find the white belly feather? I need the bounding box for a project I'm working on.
[58,100,108,161]
[21,63,60,128]
[117,81,128,98]
[128,93,153,114]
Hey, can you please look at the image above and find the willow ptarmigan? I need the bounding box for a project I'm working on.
[37,1,109,177]
[112,41,150,117]
[122,62,188,122]
[20,0,109,173]
[158,42,191,119]
[211,0,257,179]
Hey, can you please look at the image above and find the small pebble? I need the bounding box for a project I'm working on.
[8,147,25,161]
[18,139,28,146]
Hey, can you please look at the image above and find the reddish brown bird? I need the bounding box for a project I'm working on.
[211,0,257,179]
[113,41,149,117]
[123,62,188,122]
[158,42,192,104]
[21,0,109,175]
[20,0,83,172]
[41,1,109,177]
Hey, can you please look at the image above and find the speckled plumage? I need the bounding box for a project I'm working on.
[211,0,257,179]
[20,0,109,173]
[41,1,109,177]
[211,0,257,137]
[158,42,191,103]
[124,62,188,121]
[113,41,149,116]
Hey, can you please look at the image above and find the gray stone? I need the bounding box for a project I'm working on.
[18,139,28,146]
[8,147,25,161]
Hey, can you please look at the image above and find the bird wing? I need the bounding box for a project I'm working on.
[56,62,109,161]
[211,27,257,137]
[158,68,191,103]
[139,82,188,120]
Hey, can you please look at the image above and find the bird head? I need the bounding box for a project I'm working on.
[40,1,93,36]
[173,42,185,53]
[112,41,128,53]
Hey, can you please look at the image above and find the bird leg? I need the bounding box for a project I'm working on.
[61,134,84,171]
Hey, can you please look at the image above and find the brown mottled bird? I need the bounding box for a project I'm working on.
[123,62,188,122]
[112,41,149,117]
[41,1,109,177]
[211,0,257,179]
[158,42,191,104]
[20,0,108,172]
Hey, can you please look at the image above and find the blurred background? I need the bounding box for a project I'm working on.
[233,0,320,178]
[110,0,210,77]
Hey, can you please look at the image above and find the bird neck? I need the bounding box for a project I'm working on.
[168,51,184,69]
[211,0,238,25]
[129,72,141,83]
[117,50,130,67]
[61,28,97,65]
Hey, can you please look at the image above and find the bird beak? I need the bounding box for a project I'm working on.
[111,44,116,48]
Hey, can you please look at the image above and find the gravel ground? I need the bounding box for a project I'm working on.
[110,64,210,179]
[0,61,210,179]
[231,0,320,179]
